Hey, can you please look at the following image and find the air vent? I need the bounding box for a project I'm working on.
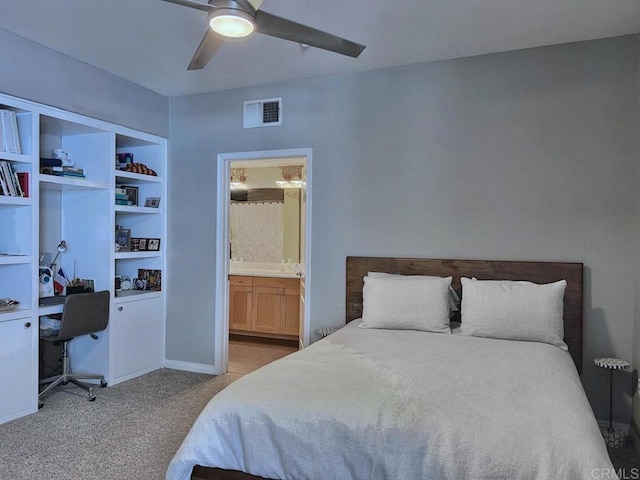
[243,97,282,128]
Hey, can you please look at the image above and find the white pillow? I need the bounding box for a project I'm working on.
[459,277,567,350]
[359,275,452,333]
[367,272,460,312]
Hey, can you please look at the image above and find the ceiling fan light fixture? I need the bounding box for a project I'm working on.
[208,8,255,39]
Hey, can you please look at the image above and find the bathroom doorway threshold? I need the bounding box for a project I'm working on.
[214,148,312,374]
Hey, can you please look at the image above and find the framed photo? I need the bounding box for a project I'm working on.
[144,197,161,208]
[138,238,147,251]
[124,186,139,207]
[115,228,131,252]
[115,185,138,206]
[147,238,161,251]
[133,277,147,291]
[130,238,141,251]
[138,269,162,291]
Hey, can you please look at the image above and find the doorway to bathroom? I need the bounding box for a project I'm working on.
[214,148,312,374]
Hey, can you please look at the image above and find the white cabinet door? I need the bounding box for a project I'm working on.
[0,317,35,423]
[111,296,163,384]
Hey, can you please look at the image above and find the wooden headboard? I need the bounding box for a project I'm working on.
[345,257,584,372]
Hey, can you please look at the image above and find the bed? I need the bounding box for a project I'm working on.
[167,257,614,480]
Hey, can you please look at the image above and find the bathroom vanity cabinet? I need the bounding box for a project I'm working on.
[229,275,300,340]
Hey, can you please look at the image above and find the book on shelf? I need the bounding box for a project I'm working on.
[40,167,85,178]
[0,172,7,196]
[12,170,23,197]
[40,157,75,168]
[0,109,21,154]
[0,161,23,197]
[40,166,84,175]
[9,111,20,154]
[52,166,84,174]
[16,172,28,197]
[52,171,85,178]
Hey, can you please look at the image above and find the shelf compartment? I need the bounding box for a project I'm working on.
[38,304,64,316]
[0,255,31,265]
[0,152,31,164]
[115,251,161,260]
[40,115,105,137]
[115,171,161,184]
[114,290,162,303]
[39,175,109,191]
[0,196,30,206]
[115,205,161,215]
[0,308,32,323]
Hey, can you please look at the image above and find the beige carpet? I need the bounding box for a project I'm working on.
[1,367,637,479]
[0,369,240,480]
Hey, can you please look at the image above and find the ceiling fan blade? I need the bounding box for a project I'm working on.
[255,11,365,58]
[187,29,225,70]
[159,0,213,12]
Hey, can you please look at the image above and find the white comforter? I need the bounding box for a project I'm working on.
[167,320,614,480]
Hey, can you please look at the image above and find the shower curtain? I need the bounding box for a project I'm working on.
[230,202,284,263]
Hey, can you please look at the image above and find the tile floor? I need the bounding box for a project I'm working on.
[228,335,299,375]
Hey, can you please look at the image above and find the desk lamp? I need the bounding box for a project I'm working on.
[50,240,66,273]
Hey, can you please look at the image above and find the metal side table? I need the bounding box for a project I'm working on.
[594,357,630,448]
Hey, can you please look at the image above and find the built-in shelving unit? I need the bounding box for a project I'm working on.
[0,92,167,425]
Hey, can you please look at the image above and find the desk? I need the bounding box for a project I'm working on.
[39,295,66,316]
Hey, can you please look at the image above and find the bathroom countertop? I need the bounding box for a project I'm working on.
[229,262,303,279]
[229,269,302,279]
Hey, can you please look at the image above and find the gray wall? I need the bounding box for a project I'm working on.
[0,29,168,137]
[168,35,639,422]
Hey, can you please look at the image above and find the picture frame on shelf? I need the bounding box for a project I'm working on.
[138,238,147,251]
[144,196,161,208]
[116,152,133,170]
[115,185,138,207]
[124,186,139,207]
[130,238,141,252]
[138,269,161,291]
[147,238,161,251]
[115,228,131,252]
[133,277,147,291]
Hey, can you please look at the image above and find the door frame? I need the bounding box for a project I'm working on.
[214,148,312,374]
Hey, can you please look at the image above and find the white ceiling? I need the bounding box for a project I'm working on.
[1,0,639,98]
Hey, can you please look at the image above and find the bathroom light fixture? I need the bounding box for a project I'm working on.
[208,7,255,38]
[230,168,247,190]
[276,166,304,188]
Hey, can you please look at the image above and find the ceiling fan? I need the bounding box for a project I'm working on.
[160,0,366,70]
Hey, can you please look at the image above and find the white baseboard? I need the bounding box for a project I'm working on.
[164,359,218,375]
[597,418,631,433]
[109,364,163,386]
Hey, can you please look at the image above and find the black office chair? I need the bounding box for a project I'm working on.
[39,290,110,407]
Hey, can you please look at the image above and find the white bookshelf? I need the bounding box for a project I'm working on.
[0,92,166,425]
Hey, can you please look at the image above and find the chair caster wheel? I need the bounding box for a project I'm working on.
[89,394,96,402]
[38,401,44,409]
[100,380,107,388]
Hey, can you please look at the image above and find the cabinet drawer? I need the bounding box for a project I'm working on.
[253,276,299,289]
[229,275,253,286]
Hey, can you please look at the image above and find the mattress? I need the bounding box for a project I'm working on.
[167,320,614,480]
